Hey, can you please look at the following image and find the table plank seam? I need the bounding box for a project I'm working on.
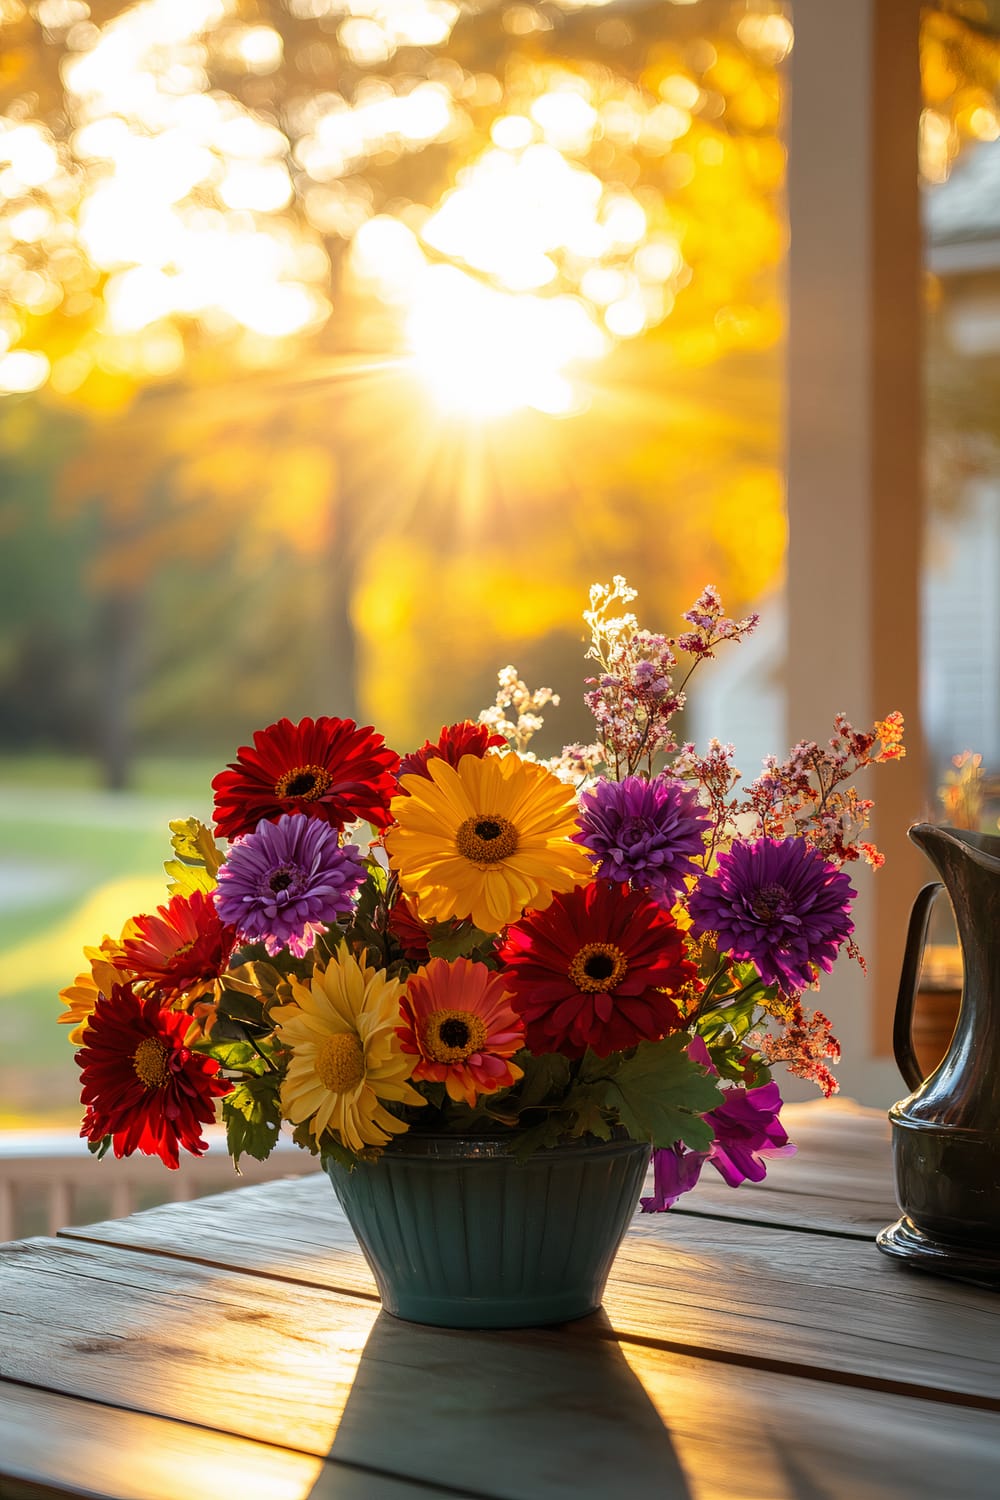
[55,1226,384,1301]
[668,1207,877,1242]
[586,1324,1000,1416]
[46,1228,1000,1415]
[0,1374,499,1500]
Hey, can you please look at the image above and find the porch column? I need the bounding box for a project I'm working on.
[786,0,929,1100]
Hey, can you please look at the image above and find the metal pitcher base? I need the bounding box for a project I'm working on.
[876,1215,1000,1291]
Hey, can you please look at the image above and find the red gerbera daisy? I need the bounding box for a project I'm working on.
[76,984,231,1169]
[119,889,237,1005]
[499,881,695,1058]
[212,716,400,840]
[397,720,505,783]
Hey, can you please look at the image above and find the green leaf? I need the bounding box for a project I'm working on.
[290,1118,320,1157]
[698,991,762,1045]
[168,817,224,877]
[195,1034,256,1068]
[603,1034,723,1152]
[86,1134,113,1160]
[577,1047,620,1085]
[427,921,494,961]
[512,1050,572,1112]
[319,1136,361,1172]
[222,1075,282,1168]
[216,985,269,1029]
[165,818,224,893]
[163,859,217,897]
[229,961,293,1006]
[509,1116,571,1158]
[565,1090,614,1141]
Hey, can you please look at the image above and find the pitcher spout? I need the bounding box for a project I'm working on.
[907,822,1000,884]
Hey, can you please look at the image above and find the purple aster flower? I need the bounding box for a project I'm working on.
[687,837,856,993]
[641,1037,795,1211]
[214,814,366,959]
[573,774,710,904]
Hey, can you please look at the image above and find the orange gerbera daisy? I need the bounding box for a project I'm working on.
[397,957,524,1107]
[58,927,137,1044]
[385,752,592,933]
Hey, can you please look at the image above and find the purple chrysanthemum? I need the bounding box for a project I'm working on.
[214,814,366,959]
[641,1036,795,1210]
[573,774,710,903]
[687,836,856,994]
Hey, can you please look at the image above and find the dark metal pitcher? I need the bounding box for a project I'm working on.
[877,823,1000,1288]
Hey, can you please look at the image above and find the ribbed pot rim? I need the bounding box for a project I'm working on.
[365,1132,649,1163]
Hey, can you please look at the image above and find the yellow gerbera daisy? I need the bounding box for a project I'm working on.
[385,752,592,933]
[272,945,424,1154]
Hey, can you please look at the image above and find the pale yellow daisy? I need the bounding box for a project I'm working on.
[272,944,424,1153]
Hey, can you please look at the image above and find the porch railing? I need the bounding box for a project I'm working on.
[0,1129,322,1241]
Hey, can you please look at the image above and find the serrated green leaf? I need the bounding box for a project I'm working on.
[223,1076,282,1168]
[513,1050,572,1111]
[578,1047,620,1084]
[698,992,762,1045]
[168,817,224,877]
[198,1036,262,1073]
[509,1115,572,1158]
[565,1090,614,1141]
[163,859,218,897]
[216,986,268,1029]
[290,1118,321,1157]
[603,1034,723,1152]
[427,921,493,961]
[227,961,294,1008]
[319,1136,361,1172]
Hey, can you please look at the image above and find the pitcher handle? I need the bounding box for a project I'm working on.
[893,881,943,1091]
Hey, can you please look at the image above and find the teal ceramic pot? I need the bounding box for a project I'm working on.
[324,1134,651,1329]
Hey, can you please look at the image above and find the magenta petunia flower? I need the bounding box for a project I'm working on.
[214,814,366,959]
[641,1036,795,1211]
[687,836,856,993]
[573,774,710,904]
[640,1143,708,1212]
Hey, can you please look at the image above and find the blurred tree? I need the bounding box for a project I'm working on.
[0,0,795,776]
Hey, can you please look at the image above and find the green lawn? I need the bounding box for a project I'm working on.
[0,756,219,1126]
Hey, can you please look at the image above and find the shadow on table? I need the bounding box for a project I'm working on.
[319,1307,692,1499]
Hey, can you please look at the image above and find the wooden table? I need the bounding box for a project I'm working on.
[1,1099,998,1499]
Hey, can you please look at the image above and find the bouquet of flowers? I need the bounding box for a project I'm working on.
[59,578,904,1211]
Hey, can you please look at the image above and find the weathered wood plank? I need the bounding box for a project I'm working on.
[0,1381,441,1500]
[1,1244,999,1500]
[6,1226,1000,1413]
[57,1169,999,1405]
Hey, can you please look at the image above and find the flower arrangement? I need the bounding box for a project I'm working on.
[60,578,904,1209]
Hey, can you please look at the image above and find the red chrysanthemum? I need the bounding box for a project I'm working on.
[499,881,695,1058]
[212,716,400,840]
[119,889,237,1005]
[76,984,231,1169]
[397,720,505,783]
